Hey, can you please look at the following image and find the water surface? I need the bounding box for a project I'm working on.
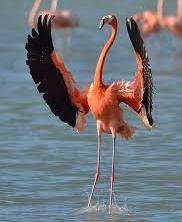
[0,0,182,221]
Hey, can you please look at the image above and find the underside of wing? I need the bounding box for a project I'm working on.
[26,15,87,129]
[124,17,153,128]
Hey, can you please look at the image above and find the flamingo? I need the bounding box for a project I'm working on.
[28,0,79,29]
[133,0,164,37]
[25,14,153,209]
[159,0,182,37]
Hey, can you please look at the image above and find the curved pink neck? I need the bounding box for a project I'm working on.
[94,20,117,86]
[28,0,42,29]
[157,0,164,21]
[50,0,58,11]
[177,0,182,17]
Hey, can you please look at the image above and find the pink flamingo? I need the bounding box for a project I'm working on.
[28,0,79,29]
[26,15,153,209]
[133,0,164,37]
[160,0,182,37]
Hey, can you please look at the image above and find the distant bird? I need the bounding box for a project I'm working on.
[28,0,79,29]
[26,15,153,209]
[160,0,182,36]
[133,0,164,37]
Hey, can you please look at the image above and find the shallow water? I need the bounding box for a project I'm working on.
[0,0,182,221]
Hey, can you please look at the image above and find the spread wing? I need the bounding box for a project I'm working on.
[115,17,153,129]
[26,15,89,132]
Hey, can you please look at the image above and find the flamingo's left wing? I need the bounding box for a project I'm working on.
[116,17,153,129]
[26,15,89,132]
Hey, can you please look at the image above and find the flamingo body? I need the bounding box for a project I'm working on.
[161,16,182,36]
[133,0,165,37]
[157,0,182,36]
[134,0,182,37]
[133,11,161,37]
[88,83,134,138]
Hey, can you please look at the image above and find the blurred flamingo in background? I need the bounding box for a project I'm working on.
[133,0,164,37]
[26,15,153,209]
[28,0,79,29]
[160,0,182,37]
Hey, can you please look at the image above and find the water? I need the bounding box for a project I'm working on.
[0,0,182,221]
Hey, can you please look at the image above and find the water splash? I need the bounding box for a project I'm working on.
[75,201,107,214]
[75,193,131,216]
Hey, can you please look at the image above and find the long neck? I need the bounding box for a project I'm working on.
[177,0,182,17]
[93,21,117,85]
[50,0,58,11]
[28,0,42,29]
[157,0,164,21]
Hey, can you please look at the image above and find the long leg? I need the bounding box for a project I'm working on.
[109,129,116,211]
[88,121,102,207]
[177,0,182,18]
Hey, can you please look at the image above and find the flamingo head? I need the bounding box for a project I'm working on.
[99,15,116,30]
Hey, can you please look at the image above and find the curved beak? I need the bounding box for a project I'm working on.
[99,19,105,30]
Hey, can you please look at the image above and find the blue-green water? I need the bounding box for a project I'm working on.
[0,0,182,221]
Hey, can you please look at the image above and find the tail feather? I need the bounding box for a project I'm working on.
[119,124,135,140]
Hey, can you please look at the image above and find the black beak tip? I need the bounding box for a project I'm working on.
[99,19,104,30]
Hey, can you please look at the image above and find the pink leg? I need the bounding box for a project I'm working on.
[88,122,102,207]
[109,134,116,211]
[88,134,101,207]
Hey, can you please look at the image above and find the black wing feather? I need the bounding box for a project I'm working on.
[25,15,78,127]
[126,17,153,126]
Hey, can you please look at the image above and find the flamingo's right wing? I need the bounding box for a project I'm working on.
[116,17,153,129]
[26,15,89,132]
